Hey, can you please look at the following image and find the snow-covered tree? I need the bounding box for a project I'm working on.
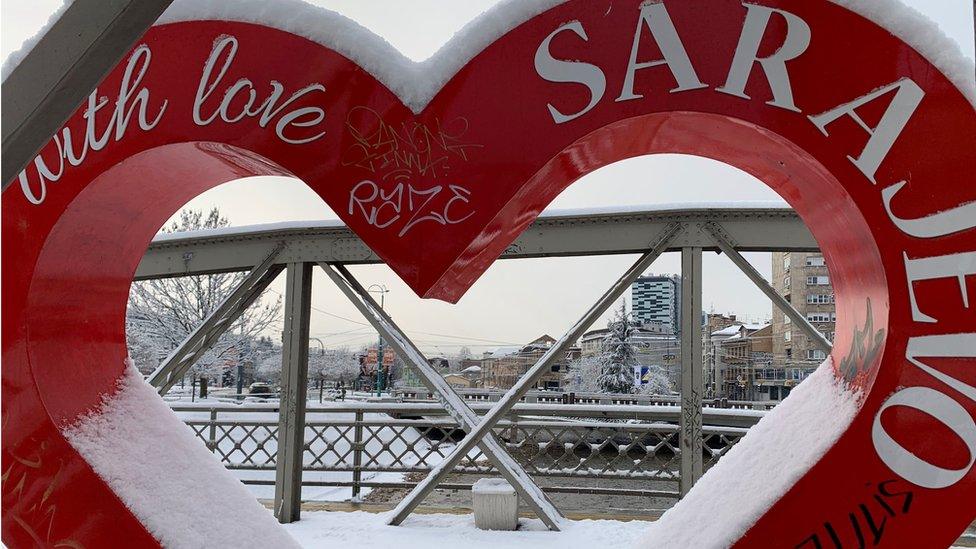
[597,301,639,394]
[564,355,602,392]
[254,342,283,386]
[126,320,165,375]
[126,208,282,384]
[637,364,672,396]
[314,347,361,384]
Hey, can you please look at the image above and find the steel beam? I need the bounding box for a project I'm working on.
[2,0,173,187]
[274,262,313,523]
[134,207,817,280]
[703,223,832,352]
[319,263,566,530]
[679,246,704,496]
[387,223,684,526]
[147,243,286,395]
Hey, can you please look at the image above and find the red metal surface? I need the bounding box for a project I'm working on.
[3,1,974,546]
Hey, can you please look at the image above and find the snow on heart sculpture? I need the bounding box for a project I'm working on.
[2,0,975,547]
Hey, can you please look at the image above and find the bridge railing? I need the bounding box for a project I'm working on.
[392,386,779,410]
[171,401,761,499]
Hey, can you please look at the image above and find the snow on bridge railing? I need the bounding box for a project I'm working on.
[392,386,779,412]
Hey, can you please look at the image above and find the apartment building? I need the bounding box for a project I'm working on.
[771,252,835,376]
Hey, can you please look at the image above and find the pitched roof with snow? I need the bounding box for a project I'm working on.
[484,346,521,358]
[711,325,744,337]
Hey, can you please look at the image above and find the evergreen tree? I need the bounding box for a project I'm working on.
[598,301,639,394]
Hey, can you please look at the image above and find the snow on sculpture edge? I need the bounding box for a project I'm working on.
[636,358,860,549]
[62,359,301,549]
[154,0,974,111]
[156,0,564,114]
[4,1,972,106]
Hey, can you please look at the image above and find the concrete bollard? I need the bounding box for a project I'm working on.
[472,478,518,531]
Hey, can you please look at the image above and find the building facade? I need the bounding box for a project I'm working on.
[579,323,679,389]
[631,274,681,334]
[394,355,444,389]
[771,252,835,386]
[716,324,773,400]
[481,335,576,390]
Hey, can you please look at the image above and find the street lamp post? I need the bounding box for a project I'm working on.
[310,337,325,395]
[366,284,389,396]
[310,337,325,355]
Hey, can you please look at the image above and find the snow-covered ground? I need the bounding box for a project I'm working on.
[281,511,650,549]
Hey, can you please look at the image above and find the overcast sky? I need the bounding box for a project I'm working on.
[3,1,973,355]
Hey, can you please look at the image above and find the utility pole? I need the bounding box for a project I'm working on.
[367,284,389,396]
[309,337,325,400]
[236,360,245,401]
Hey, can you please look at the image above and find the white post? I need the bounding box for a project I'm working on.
[472,478,519,531]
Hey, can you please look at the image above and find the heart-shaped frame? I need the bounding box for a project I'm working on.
[3,0,975,547]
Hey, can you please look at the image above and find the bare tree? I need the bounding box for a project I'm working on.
[253,339,283,386]
[310,347,361,385]
[126,208,282,383]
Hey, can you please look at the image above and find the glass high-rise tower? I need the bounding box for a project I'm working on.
[631,274,681,335]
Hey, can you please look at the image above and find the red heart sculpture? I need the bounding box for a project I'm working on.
[3,0,975,547]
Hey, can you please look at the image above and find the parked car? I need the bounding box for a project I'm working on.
[248,382,274,396]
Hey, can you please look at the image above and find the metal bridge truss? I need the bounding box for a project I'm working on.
[139,205,830,525]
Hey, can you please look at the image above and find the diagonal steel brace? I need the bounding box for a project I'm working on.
[148,242,286,395]
[702,222,832,352]
[319,262,566,530]
[387,222,685,526]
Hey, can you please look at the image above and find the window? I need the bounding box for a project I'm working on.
[784,315,791,324]
[823,331,835,342]
[806,256,826,267]
[807,275,830,286]
[807,349,827,360]
[806,294,835,304]
[784,330,792,342]
[783,255,792,271]
[783,275,791,289]
[807,312,834,323]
